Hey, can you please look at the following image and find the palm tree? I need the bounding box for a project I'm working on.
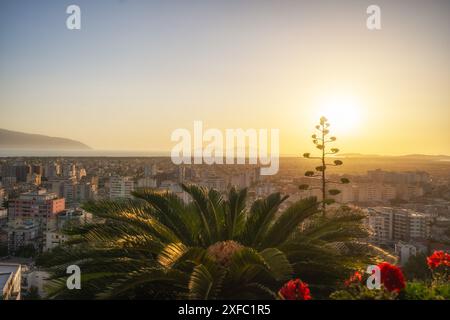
[37,184,375,299]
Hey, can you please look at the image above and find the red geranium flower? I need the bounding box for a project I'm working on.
[279,279,312,300]
[378,262,405,293]
[344,271,363,287]
[427,251,450,269]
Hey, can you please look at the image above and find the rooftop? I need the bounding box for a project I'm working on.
[0,264,21,291]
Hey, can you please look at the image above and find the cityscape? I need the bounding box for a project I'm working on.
[1,154,449,299]
[0,0,449,307]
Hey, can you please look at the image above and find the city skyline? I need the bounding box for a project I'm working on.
[1,0,449,155]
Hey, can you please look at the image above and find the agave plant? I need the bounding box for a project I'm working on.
[37,184,374,299]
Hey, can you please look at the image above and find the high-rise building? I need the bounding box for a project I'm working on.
[2,163,31,183]
[44,162,61,179]
[76,168,87,180]
[32,165,43,176]
[62,164,76,178]
[14,164,31,183]
[109,176,135,199]
[367,169,431,184]
[366,207,431,245]
[8,190,65,228]
[26,173,42,186]
[7,221,40,253]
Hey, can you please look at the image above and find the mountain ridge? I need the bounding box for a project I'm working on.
[0,128,91,150]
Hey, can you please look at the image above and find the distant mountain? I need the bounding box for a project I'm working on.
[398,154,450,160]
[339,153,382,158]
[0,128,91,150]
[339,153,450,160]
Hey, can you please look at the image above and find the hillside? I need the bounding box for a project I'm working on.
[0,128,91,150]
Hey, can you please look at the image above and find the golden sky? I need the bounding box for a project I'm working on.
[0,0,449,155]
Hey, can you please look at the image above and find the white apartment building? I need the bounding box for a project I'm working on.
[394,241,427,266]
[366,207,431,246]
[367,209,393,244]
[43,231,69,252]
[355,183,397,203]
[109,176,135,199]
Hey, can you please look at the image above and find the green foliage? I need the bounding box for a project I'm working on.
[330,284,398,300]
[404,281,450,300]
[13,244,37,258]
[37,186,374,300]
[328,189,341,196]
[402,253,432,281]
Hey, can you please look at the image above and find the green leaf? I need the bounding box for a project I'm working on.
[157,242,188,268]
[189,263,225,300]
[328,189,341,196]
[260,197,318,248]
[305,171,315,177]
[240,193,288,247]
[259,248,293,281]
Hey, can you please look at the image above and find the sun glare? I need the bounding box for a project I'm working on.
[314,95,363,134]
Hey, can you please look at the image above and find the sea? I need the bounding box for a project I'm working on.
[0,149,169,158]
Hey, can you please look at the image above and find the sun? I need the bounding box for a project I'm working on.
[313,95,363,134]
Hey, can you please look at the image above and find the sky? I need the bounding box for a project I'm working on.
[0,0,449,155]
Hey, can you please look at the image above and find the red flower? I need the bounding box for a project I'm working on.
[344,271,363,287]
[427,251,450,270]
[279,279,312,300]
[378,262,405,293]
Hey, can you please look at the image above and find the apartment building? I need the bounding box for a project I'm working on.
[366,207,431,246]
[109,176,135,199]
